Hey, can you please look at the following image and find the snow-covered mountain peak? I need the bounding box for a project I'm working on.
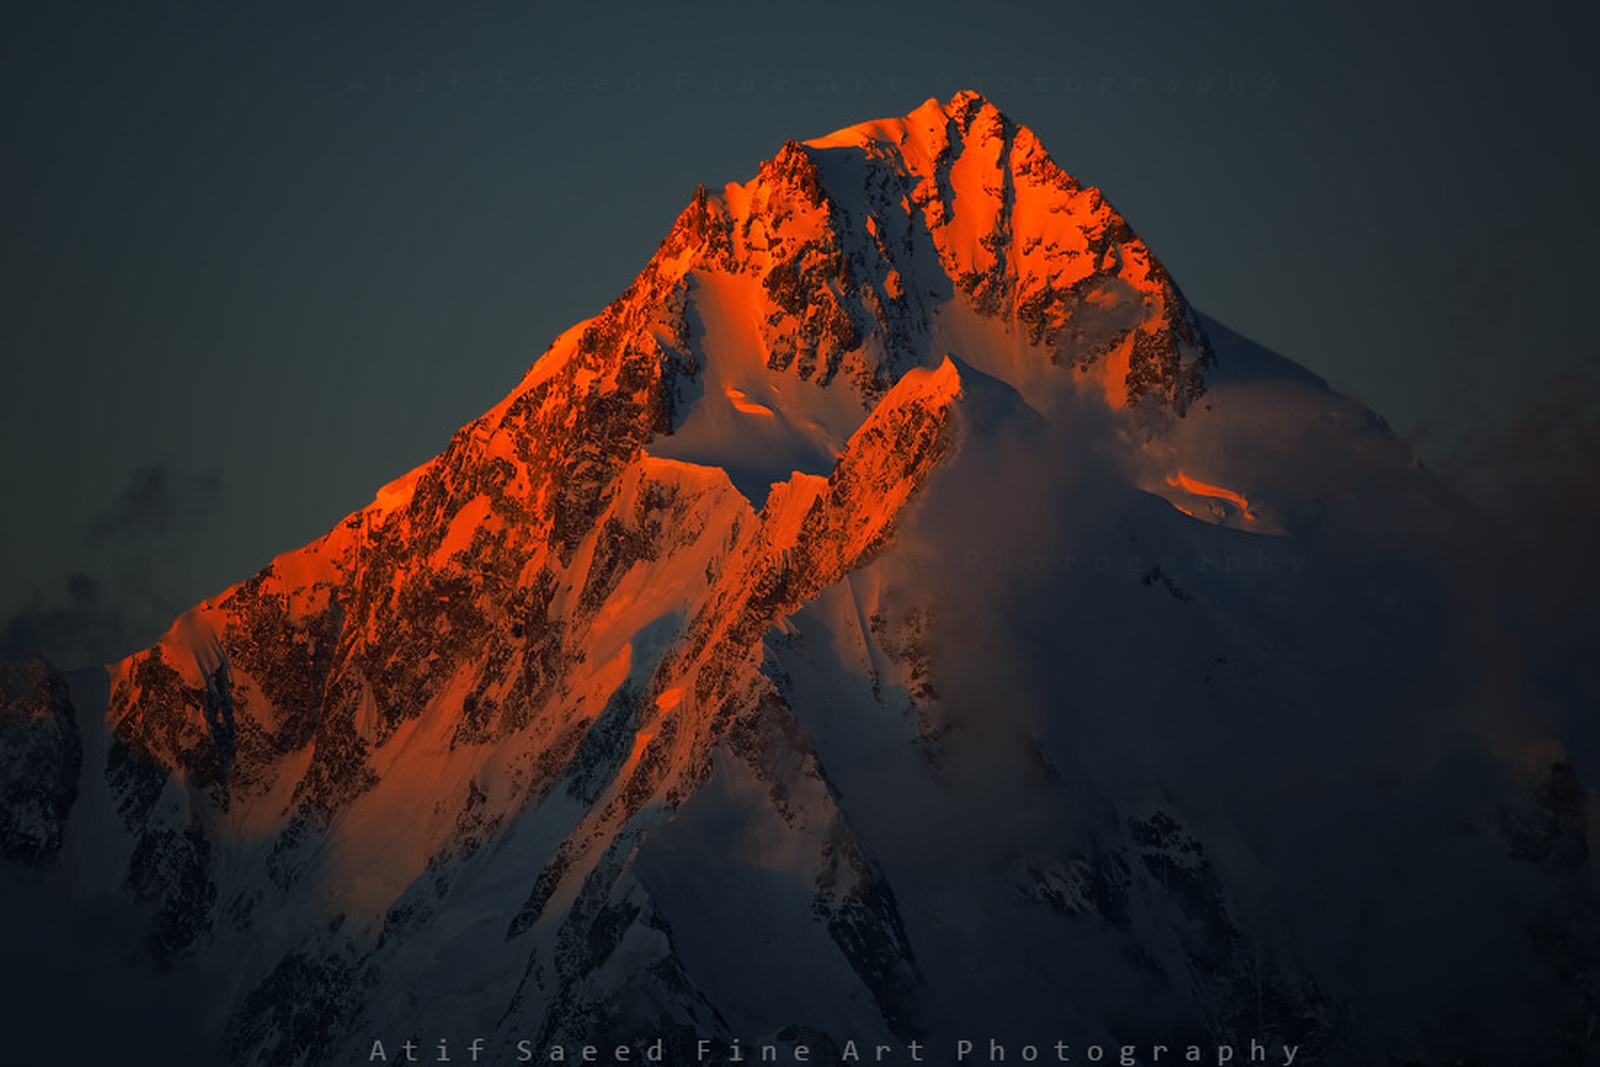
[10,94,1585,1067]
[584,93,1213,504]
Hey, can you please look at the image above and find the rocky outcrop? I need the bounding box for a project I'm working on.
[0,653,80,863]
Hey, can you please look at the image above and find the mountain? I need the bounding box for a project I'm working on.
[3,92,1595,1066]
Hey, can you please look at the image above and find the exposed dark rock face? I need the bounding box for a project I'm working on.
[0,653,80,863]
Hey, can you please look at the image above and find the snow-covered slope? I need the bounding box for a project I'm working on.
[4,93,1594,1067]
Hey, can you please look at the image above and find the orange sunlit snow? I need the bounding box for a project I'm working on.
[1166,471,1256,523]
[724,385,776,417]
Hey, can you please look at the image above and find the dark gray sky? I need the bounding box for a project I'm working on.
[4,0,1597,668]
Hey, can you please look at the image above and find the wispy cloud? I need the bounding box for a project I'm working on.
[0,572,146,668]
[3,464,224,668]
[84,464,221,548]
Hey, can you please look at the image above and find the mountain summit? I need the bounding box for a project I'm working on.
[5,94,1594,1066]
